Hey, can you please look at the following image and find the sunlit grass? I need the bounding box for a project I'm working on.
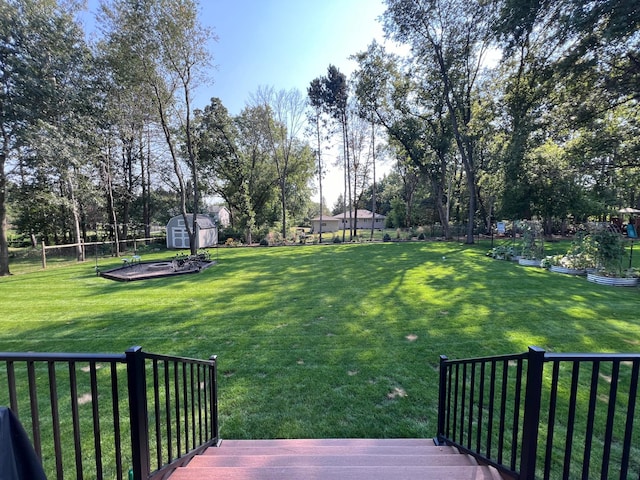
[1,239,639,443]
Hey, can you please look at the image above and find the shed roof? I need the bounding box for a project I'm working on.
[168,214,216,229]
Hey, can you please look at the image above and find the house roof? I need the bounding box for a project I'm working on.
[310,210,386,222]
[332,209,386,219]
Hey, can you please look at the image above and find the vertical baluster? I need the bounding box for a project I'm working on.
[48,361,63,480]
[182,362,188,453]
[543,361,560,480]
[476,361,486,453]
[7,361,18,414]
[174,360,181,456]
[190,363,196,450]
[152,359,162,470]
[197,364,203,445]
[445,362,453,437]
[109,363,123,480]
[460,363,467,447]
[582,361,600,480]
[89,362,103,479]
[27,360,41,458]
[510,358,523,471]
[69,361,84,480]
[453,363,459,442]
[562,362,580,480]
[601,361,620,478]
[487,360,496,459]
[164,360,173,461]
[498,360,508,464]
[468,362,476,450]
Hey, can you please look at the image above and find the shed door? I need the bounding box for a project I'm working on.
[172,228,190,248]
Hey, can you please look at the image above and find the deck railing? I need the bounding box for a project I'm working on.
[0,346,218,480]
[436,346,640,479]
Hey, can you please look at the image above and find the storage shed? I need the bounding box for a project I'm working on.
[166,214,218,249]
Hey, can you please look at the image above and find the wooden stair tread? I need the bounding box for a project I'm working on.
[203,445,456,456]
[189,452,477,467]
[219,438,436,448]
[169,465,503,480]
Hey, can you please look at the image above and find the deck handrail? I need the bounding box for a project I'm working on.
[0,347,219,480]
[436,346,640,479]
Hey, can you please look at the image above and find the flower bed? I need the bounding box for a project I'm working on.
[549,265,586,276]
[587,273,639,287]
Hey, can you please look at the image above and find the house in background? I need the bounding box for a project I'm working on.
[166,214,218,249]
[310,209,386,233]
[209,206,230,228]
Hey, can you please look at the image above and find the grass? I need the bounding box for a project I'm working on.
[1,239,639,443]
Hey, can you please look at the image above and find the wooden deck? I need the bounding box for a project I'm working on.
[168,438,508,480]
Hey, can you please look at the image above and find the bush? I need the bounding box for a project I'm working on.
[259,238,269,247]
[219,228,245,244]
[332,236,342,244]
[383,233,391,242]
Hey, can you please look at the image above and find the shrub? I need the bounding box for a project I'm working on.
[332,236,342,243]
[259,238,269,247]
[383,233,391,242]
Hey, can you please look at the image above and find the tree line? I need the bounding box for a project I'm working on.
[1,0,638,275]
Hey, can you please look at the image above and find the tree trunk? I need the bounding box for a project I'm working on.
[68,174,85,262]
[0,130,10,275]
[370,122,376,241]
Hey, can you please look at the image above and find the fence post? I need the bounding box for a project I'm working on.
[519,346,546,479]
[434,355,448,445]
[126,346,149,480]
[41,241,47,269]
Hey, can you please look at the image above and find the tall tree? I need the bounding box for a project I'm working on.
[250,87,308,241]
[307,77,329,243]
[100,0,213,255]
[384,0,496,243]
[353,41,454,238]
[1,0,93,274]
[318,65,352,241]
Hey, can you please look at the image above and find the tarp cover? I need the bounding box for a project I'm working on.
[0,407,47,480]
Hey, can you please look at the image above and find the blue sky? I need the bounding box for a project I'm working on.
[198,0,390,114]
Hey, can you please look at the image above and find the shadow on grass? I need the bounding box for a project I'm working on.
[1,241,639,439]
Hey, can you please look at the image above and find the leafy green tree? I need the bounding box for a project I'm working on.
[197,99,287,243]
[352,41,454,238]
[383,0,496,243]
[1,0,97,271]
[307,77,330,242]
[312,65,353,241]
[100,0,213,254]
[250,87,313,241]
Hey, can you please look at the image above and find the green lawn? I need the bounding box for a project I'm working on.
[1,240,639,440]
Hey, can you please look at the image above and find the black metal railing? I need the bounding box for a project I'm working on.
[0,346,218,480]
[436,346,640,479]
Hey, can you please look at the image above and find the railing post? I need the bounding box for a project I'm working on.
[209,355,219,444]
[520,346,546,480]
[434,355,448,446]
[126,346,149,480]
